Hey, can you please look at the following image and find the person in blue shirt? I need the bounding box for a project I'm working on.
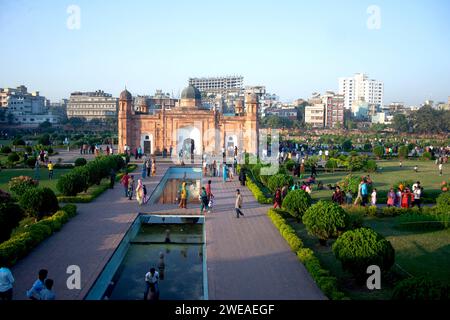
[39,279,55,300]
[27,269,47,300]
[360,178,369,206]
[0,258,14,301]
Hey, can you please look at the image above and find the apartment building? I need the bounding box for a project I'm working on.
[188,76,243,95]
[305,104,325,128]
[67,90,118,120]
[338,73,383,109]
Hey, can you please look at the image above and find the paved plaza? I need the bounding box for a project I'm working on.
[10,157,325,300]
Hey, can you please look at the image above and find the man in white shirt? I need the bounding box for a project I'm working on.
[0,260,14,301]
[144,268,159,300]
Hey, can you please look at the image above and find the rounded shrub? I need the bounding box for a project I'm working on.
[267,174,294,193]
[325,159,338,172]
[26,157,37,168]
[303,201,349,245]
[19,187,59,220]
[282,189,312,220]
[285,159,296,172]
[56,167,89,196]
[348,155,368,172]
[337,174,361,195]
[391,277,449,300]
[74,157,87,167]
[0,202,24,243]
[332,227,395,281]
[0,145,12,154]
[436,192,450,214]
[421,151,433,160]
[8,175,38,197]
[373,145,384,159]
[7,152,20,163]
[398,146,409,159]
[365,160,377,172]
[12,138,25,146]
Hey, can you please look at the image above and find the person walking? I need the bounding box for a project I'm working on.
[222,163,228,183]
[439,163,443,176]
[136,179,144,205]
[235,189,244,218]
[395,188,402,207]
[26,269,47,300]
[205,180,213,202]
[281,184,289,200]
[47,161,54,180]
[141,162,147,179]
[387,188,396,207]
[273,188,282,209]
[238,167,246,186]
[109,168,116,189]
[151,158,156,177]
[0,259,14,301]
[332,186,344,205]
[200,187,209,214]
[412,183,422,209]
[179,182,188,209]
[360,179,369,206]
[120,172,130,197]
[128,175,135,200]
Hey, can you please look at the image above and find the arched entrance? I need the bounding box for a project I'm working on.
[140,133,153,155]
[225,134,238,157]
[176,126,201,156]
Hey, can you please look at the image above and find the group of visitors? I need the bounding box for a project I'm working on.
[0,264,55,301]
[387,181,423,208]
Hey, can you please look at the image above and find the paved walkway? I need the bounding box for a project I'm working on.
[10,157,325,300]
[204,176,326,300]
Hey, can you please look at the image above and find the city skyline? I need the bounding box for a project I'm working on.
[1,0,449,105]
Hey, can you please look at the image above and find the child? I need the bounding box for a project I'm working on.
[371,188,377,206]
[207,194,214,213]
[414,165,418,173]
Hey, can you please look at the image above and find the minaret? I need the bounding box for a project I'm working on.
[244,93,259,155]
[235,98,244,116]
[118,88,133,153]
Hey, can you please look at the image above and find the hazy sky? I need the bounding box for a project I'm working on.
[1,0,449,105]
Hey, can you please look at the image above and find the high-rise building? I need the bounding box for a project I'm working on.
[338,73,383,109]
[305,104,325,128]
[0,85,59,125]
[322,91,345,128]
[188,76,243,95]
[67,90,118,120]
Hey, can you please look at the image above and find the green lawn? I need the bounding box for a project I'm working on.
[0,168,72,194]
[289,215,450,300]
[302,160,448,202]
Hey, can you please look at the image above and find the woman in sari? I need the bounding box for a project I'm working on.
[136,179,144,205]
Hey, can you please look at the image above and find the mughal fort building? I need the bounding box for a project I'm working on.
[118,85,259,157]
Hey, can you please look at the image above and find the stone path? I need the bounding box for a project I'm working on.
[10,157,325,300]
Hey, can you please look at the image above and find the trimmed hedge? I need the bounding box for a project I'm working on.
[391,277,450,300]
[19,187,59,220]
[267,209,345,300]
[0,204,77,266]
[332,228,395,281]
[246,177,273,204]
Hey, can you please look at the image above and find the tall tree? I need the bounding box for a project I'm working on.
[392,114,409,132]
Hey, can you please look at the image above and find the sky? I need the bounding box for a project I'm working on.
[0,0,449,105]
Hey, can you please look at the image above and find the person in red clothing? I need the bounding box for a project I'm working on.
[401,188,411,208]
[273,188,282,209]
[332,186,345,205]
[120,173,130,198]
[205,180,213,201]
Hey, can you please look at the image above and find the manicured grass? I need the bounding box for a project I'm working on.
[0,168,72,194]
[299,160,448,203]
[288,215,450,300]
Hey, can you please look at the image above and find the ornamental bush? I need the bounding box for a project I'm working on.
[282,189,312,220]
[436,192,450,214]
[56,167,89,196]
[348,155,368,172]
[19,187,59,220]
[8,176,39,197]
[373,145,384,159]
[303,201,349,244]
[0,202,24,243]
[26,157,37,168]
[392,277,449,300]
[365,160,377,172]
[398,146,409,159]
[325,159,338,172]
[421,151,433,160]
[74,157,87,167]
[0,146,12,154]
[285,159,296,172]
[12,138,25,146]
[7,152,20,163]
[332,228,395,281]
[267,174,294,193]
[337,174,361,195]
